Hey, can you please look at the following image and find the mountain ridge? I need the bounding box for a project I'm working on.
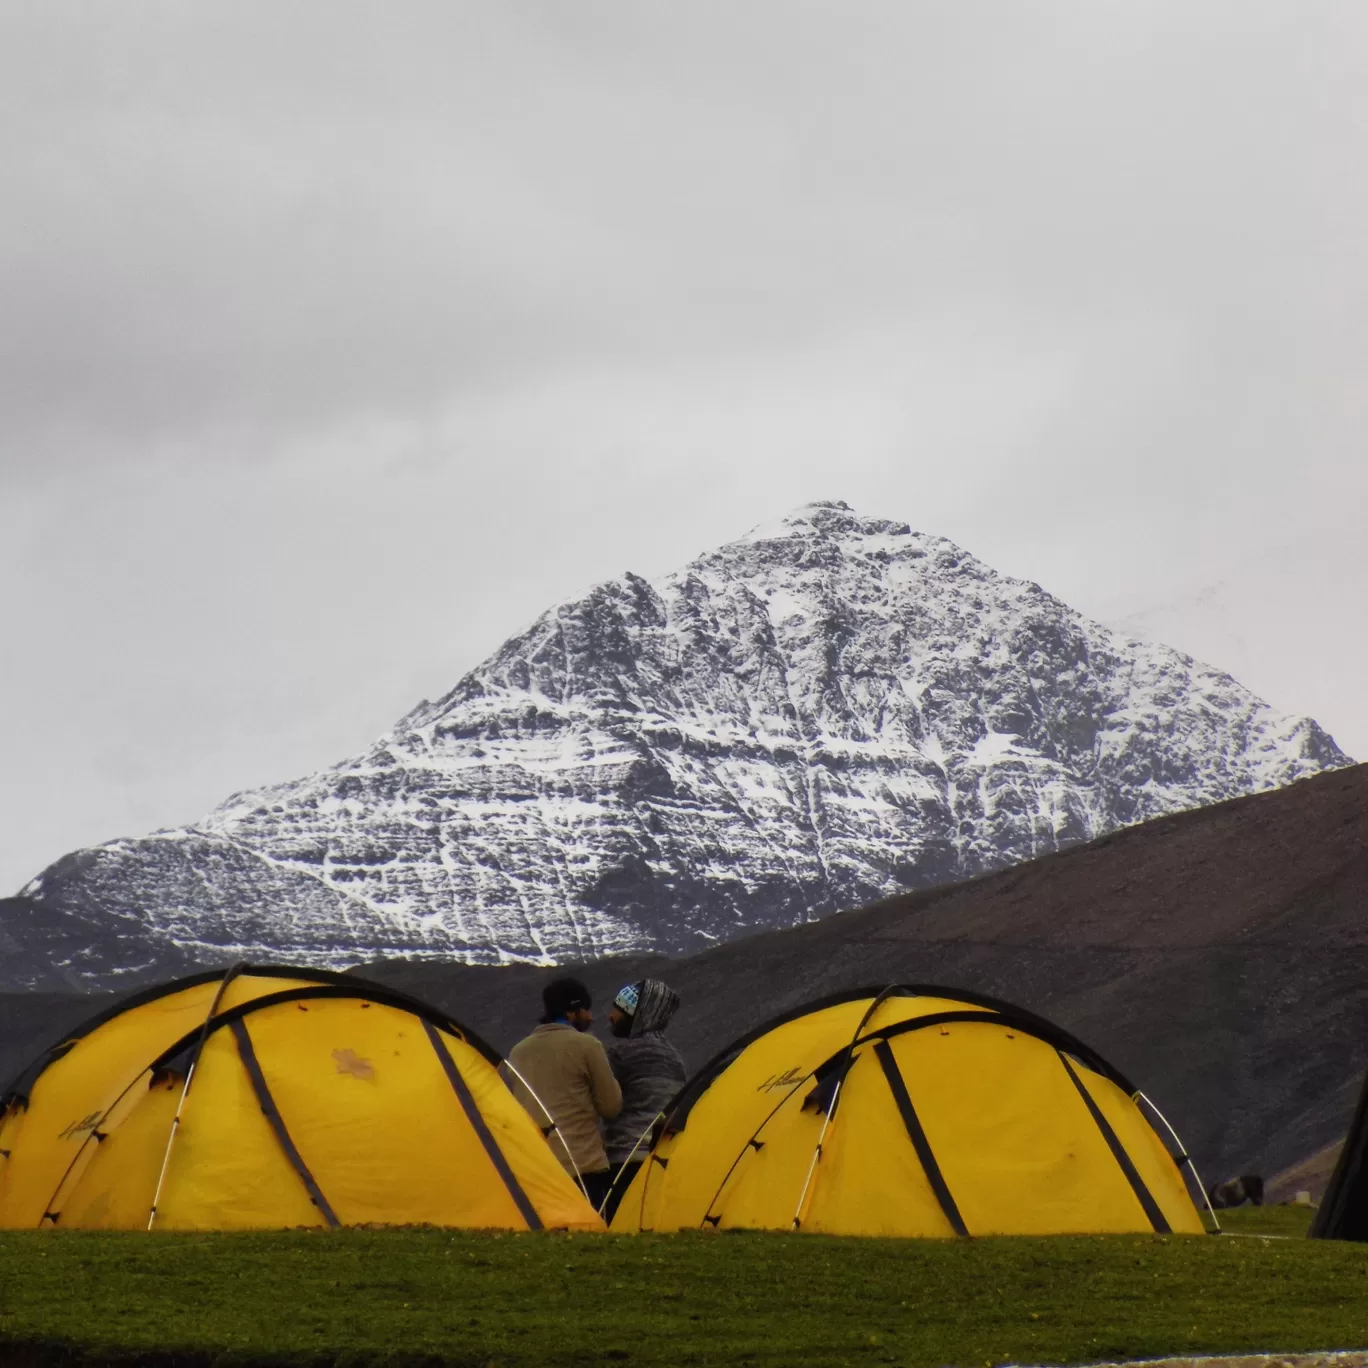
[5,501,1351,990]
[353,762,1368,1182]
[7,764,1367,1182]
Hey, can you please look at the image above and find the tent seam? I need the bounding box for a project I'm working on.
[1058,1049,1170,1235]
[230,1018,341,1229]
[423,1021,544,1232]
[873,1038,969,1238]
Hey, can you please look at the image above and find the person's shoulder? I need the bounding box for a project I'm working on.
[508,1029,546,1058]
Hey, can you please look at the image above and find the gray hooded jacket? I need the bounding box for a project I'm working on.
[603,980,687,1165]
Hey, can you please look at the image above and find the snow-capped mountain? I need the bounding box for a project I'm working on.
[6,502,1352,991]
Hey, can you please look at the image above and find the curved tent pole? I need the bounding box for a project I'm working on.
[3,961,509,1110]
[41,1065,157,1226]
[633,985,918,1231]
[41,1031,203,1226]
[611,983,1207,1237]
[789,984,904,1230]
[675,985,907,1232]
[642,980,1137,1146]
[1135,1089,1221,1234]
[499,1058,591,1202]
[789,1088,838,1231]
[35,967,485,1225]
[2,969,245,1112]
[146,962,247,1231]
[140,982,500,1074]
[597,1112,665,1218]
[689,1082,806,1230]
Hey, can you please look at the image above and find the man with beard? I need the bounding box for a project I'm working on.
[600,979,686,1222]
[506,977,622,1212]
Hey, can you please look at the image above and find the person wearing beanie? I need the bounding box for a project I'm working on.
[600,978,686,1222]
[505,976,622,1211]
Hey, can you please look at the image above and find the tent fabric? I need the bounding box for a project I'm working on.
[610,985,1204,1238]
[1310,1067,1368,1241]
[0,965,601,1232]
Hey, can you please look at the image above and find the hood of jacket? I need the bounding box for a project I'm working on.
[629,979,680,1037]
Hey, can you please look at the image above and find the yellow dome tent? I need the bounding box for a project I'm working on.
[0,965,601,1232]
[610,985,1209,1237]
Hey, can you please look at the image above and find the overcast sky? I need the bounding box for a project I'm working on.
[3,1,1365,895]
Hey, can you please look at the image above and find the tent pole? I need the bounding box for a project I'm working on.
[789,984,903,1231]
[694,995,919,1231]
[695,1084,811,1229]
[598,1112,664,1218]
[790,1089,839,1230]
[146,962,247,1231]
[41,1067,159,1225]
[500,1058,591,1202]
[1135,1089,1221,1234]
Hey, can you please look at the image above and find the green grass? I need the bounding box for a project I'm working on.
[1,1222,1364,1368]
[1215,1202,1318,1237]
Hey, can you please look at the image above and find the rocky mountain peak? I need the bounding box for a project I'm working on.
[5,504,1351,991]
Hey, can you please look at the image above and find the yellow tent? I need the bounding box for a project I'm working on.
[610,985,1206,1237]
[0,965,601,1232]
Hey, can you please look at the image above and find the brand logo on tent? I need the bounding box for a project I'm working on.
[57,1112,102,1141]
[756,1068,805,1094]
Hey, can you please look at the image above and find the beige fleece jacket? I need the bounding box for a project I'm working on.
[505,1024,622,1176]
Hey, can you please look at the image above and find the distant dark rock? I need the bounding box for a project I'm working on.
[0,892,199,993]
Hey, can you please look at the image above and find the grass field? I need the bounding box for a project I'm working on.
[0,1206,1359,1368]
[1215,1203,1317,1237]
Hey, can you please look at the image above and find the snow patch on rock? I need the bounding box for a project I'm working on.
[6,501,1352,990]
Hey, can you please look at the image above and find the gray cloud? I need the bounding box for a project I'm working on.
[2,1,1365,890]
[4,1,1361,458]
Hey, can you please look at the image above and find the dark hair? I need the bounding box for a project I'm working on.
[541,977,592,1023]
